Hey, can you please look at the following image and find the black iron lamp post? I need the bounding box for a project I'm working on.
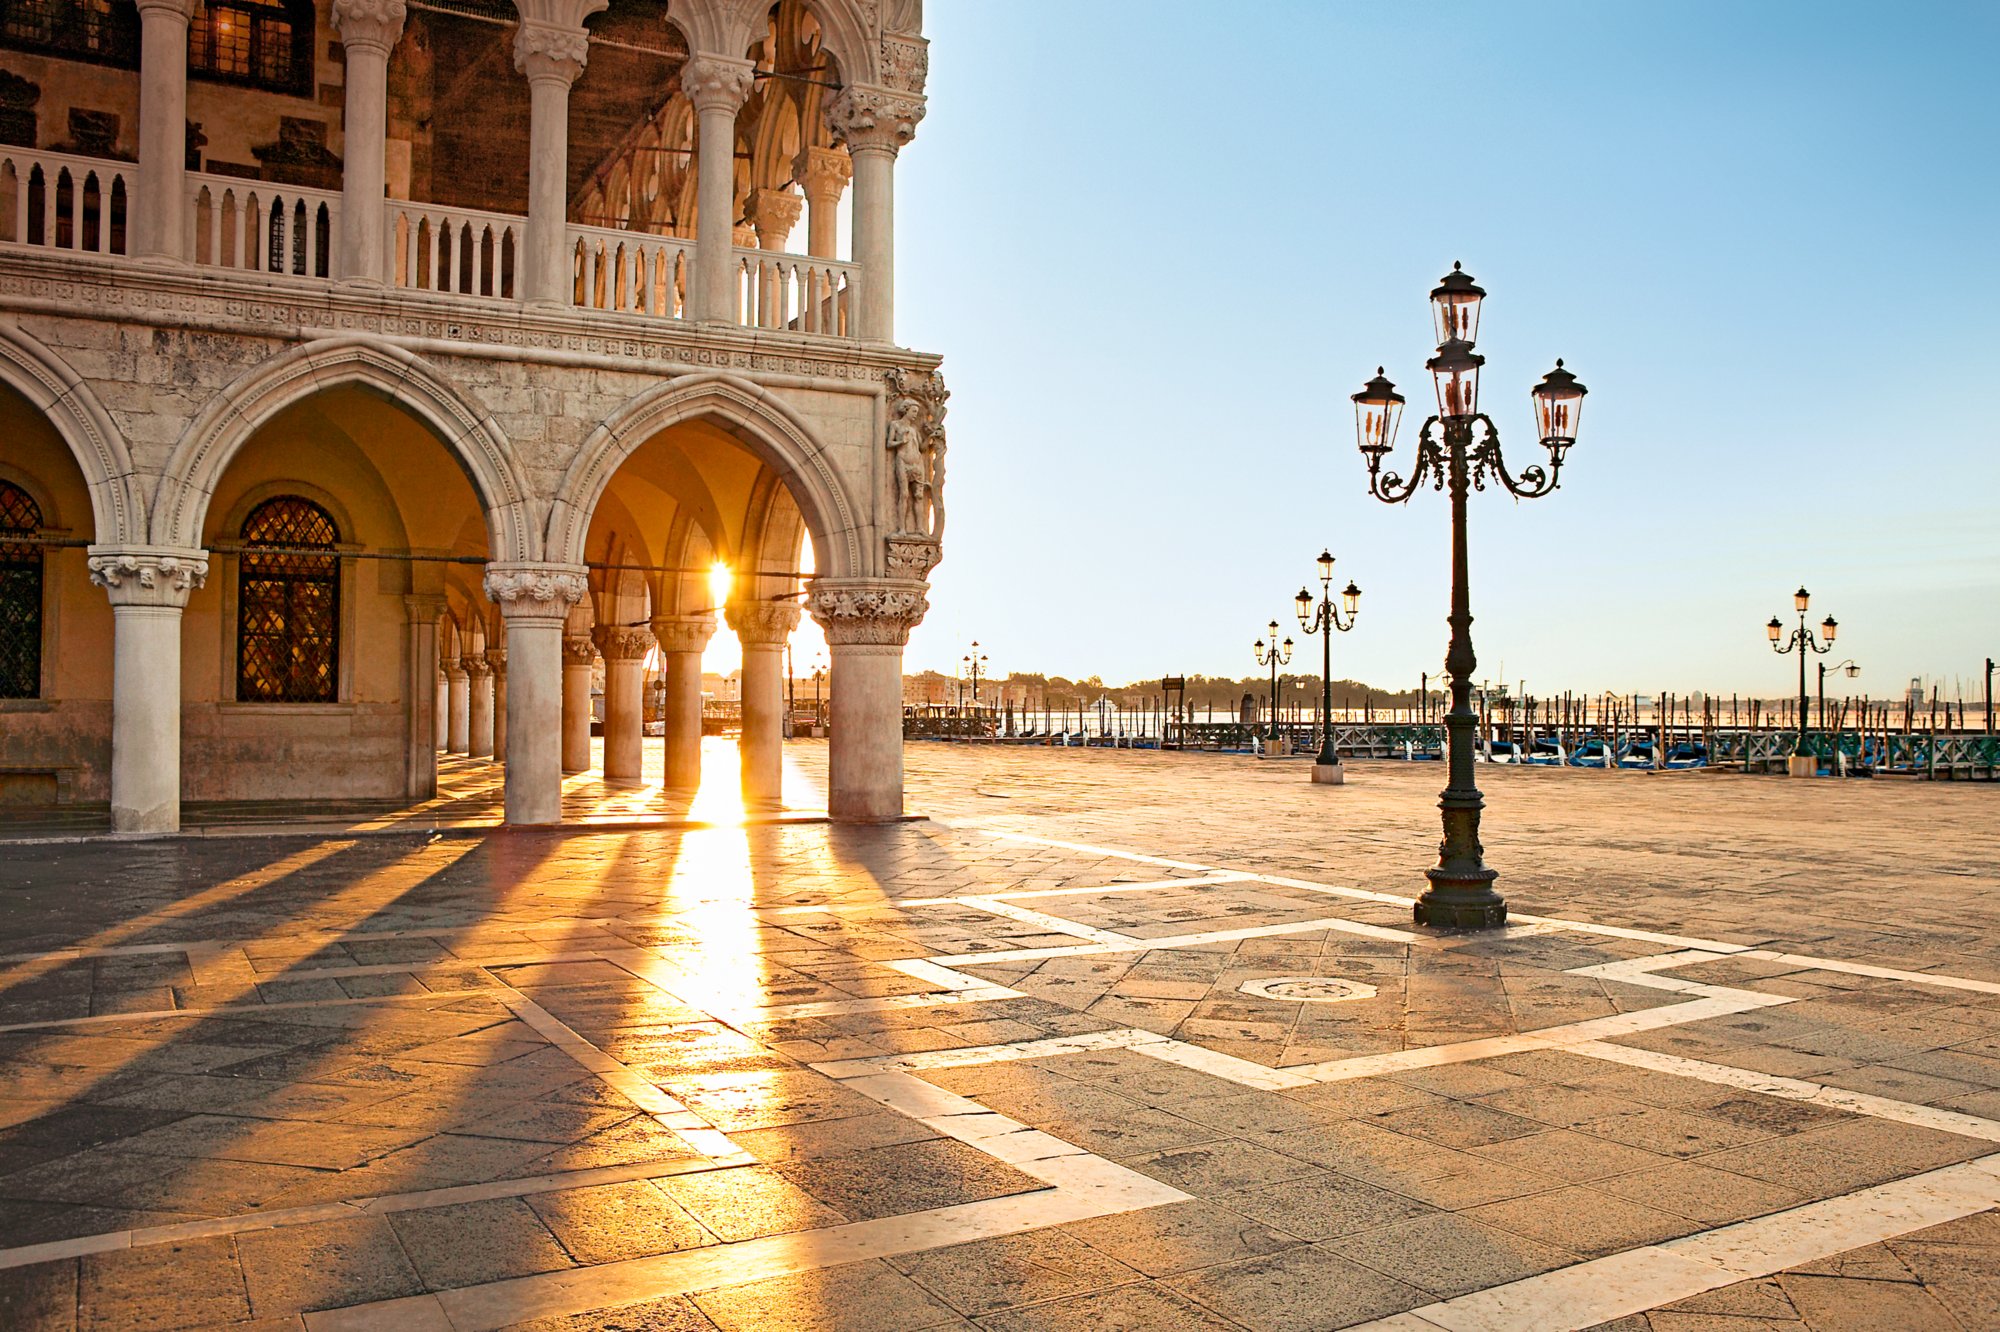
[1818,659,1859,729]
[1767,587,1837,750]
[1296,551,1361,770]
[1353,262,1587,929]
[1253,621,1293,744]
[961,641,987,711]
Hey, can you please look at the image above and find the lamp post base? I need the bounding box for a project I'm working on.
[1786,754,1818,778]
[1311,761,1346,785]
[1260,737,1292,758]
[1414,869,1507,929]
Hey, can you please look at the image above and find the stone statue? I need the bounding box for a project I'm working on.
[884,366,949,542]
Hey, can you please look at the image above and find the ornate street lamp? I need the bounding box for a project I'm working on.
[1296,550,1360,783]
[1769,588,1837,753]
[1354,262,1586,929]
[1818,659,1859,730]
[1253,621,1293,745]
[961,641,988,711]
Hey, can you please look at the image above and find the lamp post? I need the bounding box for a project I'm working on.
[1253,621,1293,748]
[1818,659,1859,730]
[962,641,987,712]
[1296,550,1360,785]
[1353,262,1587,929]
[1767,586,1837,770]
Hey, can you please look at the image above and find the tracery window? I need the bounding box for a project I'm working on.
[0,482,43,700]
[0,0,140,69]
[236,495,339,704]
[188,0,312,96]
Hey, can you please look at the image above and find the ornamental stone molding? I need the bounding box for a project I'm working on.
[680,55,756,114]
[485,562,588,624]
[879,33,929,94]
[330,0,407,54]
[807,579,928,647]
[827,85,926,154]
[650,616,716,656]
[86,547,209,608]
[795,146,852,203]
[885,535,940,581]
[562,634,598,667]
[725,600,803,645]
[592,625,654,661]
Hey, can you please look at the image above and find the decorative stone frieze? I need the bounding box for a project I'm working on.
[680,55,756,114]
[807,580,927,647]
[330,0,407,54]
[827,85,926,154]
[591,626,654,661]
[725,600,803,645]
[86,546,209,608]
[650,616,716,656]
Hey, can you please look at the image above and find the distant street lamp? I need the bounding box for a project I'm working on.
[1818,659,1859,729]
[961,641,988,710]
[1296,550,1360,783]
[1767,586,1838,755]
[1353,262,1587,929]
[1252,621,1293,745]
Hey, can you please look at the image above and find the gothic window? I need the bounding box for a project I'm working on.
[0,482,43,700]
[0,0,140,69]
[188,0,313,96]
[236,495,339,704]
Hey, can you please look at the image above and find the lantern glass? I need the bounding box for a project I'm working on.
[1843,663,1860,679]
[1430,262,1485,346]
[1427,340,1484,419]
[1531,360,1587,446]
[1342,581,1361,617]
[1316,550,1335,583]
[1794,587,1810,613]
[1767,617,1783,642]
[1352,370,1406,457]
[1295,587,1313,626]
[1822,616,1838,644]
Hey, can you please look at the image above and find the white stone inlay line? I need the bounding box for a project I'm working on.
[1357,1153,2000,1332]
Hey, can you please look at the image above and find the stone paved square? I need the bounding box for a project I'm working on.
[0,745,1995,1329]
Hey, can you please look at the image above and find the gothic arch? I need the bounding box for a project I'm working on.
[0,319,144,546]
[702,0,877,87]
[150,337,536,563]
[548,371,864,578]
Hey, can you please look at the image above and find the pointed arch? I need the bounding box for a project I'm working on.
[0,320,144,546]
[149,337,536,562]
[548,370,864,579]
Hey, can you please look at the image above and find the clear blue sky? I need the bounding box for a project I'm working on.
[890,1,2000,700]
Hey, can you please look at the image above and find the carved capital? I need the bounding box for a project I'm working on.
[485,562,587,625]
[749,189,804,249]
[88,546,209,609]
[828,85,925,154]
[331,0,406,55]
[464,654,493,681]
[514,21,590,84]
[885,536,941,581]
[681,54,755,114]
[444,659,469,682]
[725,600,803,646]
[795,145,852,204]
[650,615,716,656]
[484,647,508,676]
[807,579,928,647]
[133,0,196,22]
[562,634,598,667]
[592,625,654,662]
[880,33,929,95]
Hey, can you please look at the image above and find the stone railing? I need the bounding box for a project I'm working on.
[0,147,133,256]
[188,174,341,277]
[569,224,694,320]
[735,247,857,336]
[388,202,523,300]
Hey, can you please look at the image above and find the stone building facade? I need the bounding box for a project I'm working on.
[0,0,941,830]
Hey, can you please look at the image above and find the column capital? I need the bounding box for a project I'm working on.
[795,146,852,205]
[828,85,926,155]
[404,593,447,622]
[807,579,927,647]
[650,615,716,656]
[513,19,591,85]
[87,546,208,609]
[485,562,587,624]
[444,659,470,681]
[331,0,406,55]
[749,189,803,250]
[464,655,494,681]
[485,647,508,675]
[681,54,756,115]
[562,634,598,667]
[133,0,195,19]
[726,600,803,646]
[592,625,654,662]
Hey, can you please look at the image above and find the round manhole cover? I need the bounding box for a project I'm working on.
[1238,976,1376,1004]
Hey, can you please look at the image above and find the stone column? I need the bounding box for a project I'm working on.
[467,655,495,758]
[331,0,405,283]
[486,562,587,825]
[435,671,449,748]
[727,601,802,805]
[682,55,755,323]
[828,86,925,343]
[87,548,208,833]
[795,146,851,260]
[651,615,714,790]
[446,659,471,753]
[809,579,928,823]
[486,648,508,762]
[405,594,444,799]
[593,626,652,782]
[749,188,803,327]
[561,634,596,772]
[132,0,195,262]
[511,0,604,305]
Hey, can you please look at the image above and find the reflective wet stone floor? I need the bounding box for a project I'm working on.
[2,743,1997,1330]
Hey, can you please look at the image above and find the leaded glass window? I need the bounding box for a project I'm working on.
[188,0,311,96]
[236,495,338,703]
[0,482,43,699]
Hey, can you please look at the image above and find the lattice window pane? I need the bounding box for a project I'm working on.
[0,482,43,700]
[236,496,338,703]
